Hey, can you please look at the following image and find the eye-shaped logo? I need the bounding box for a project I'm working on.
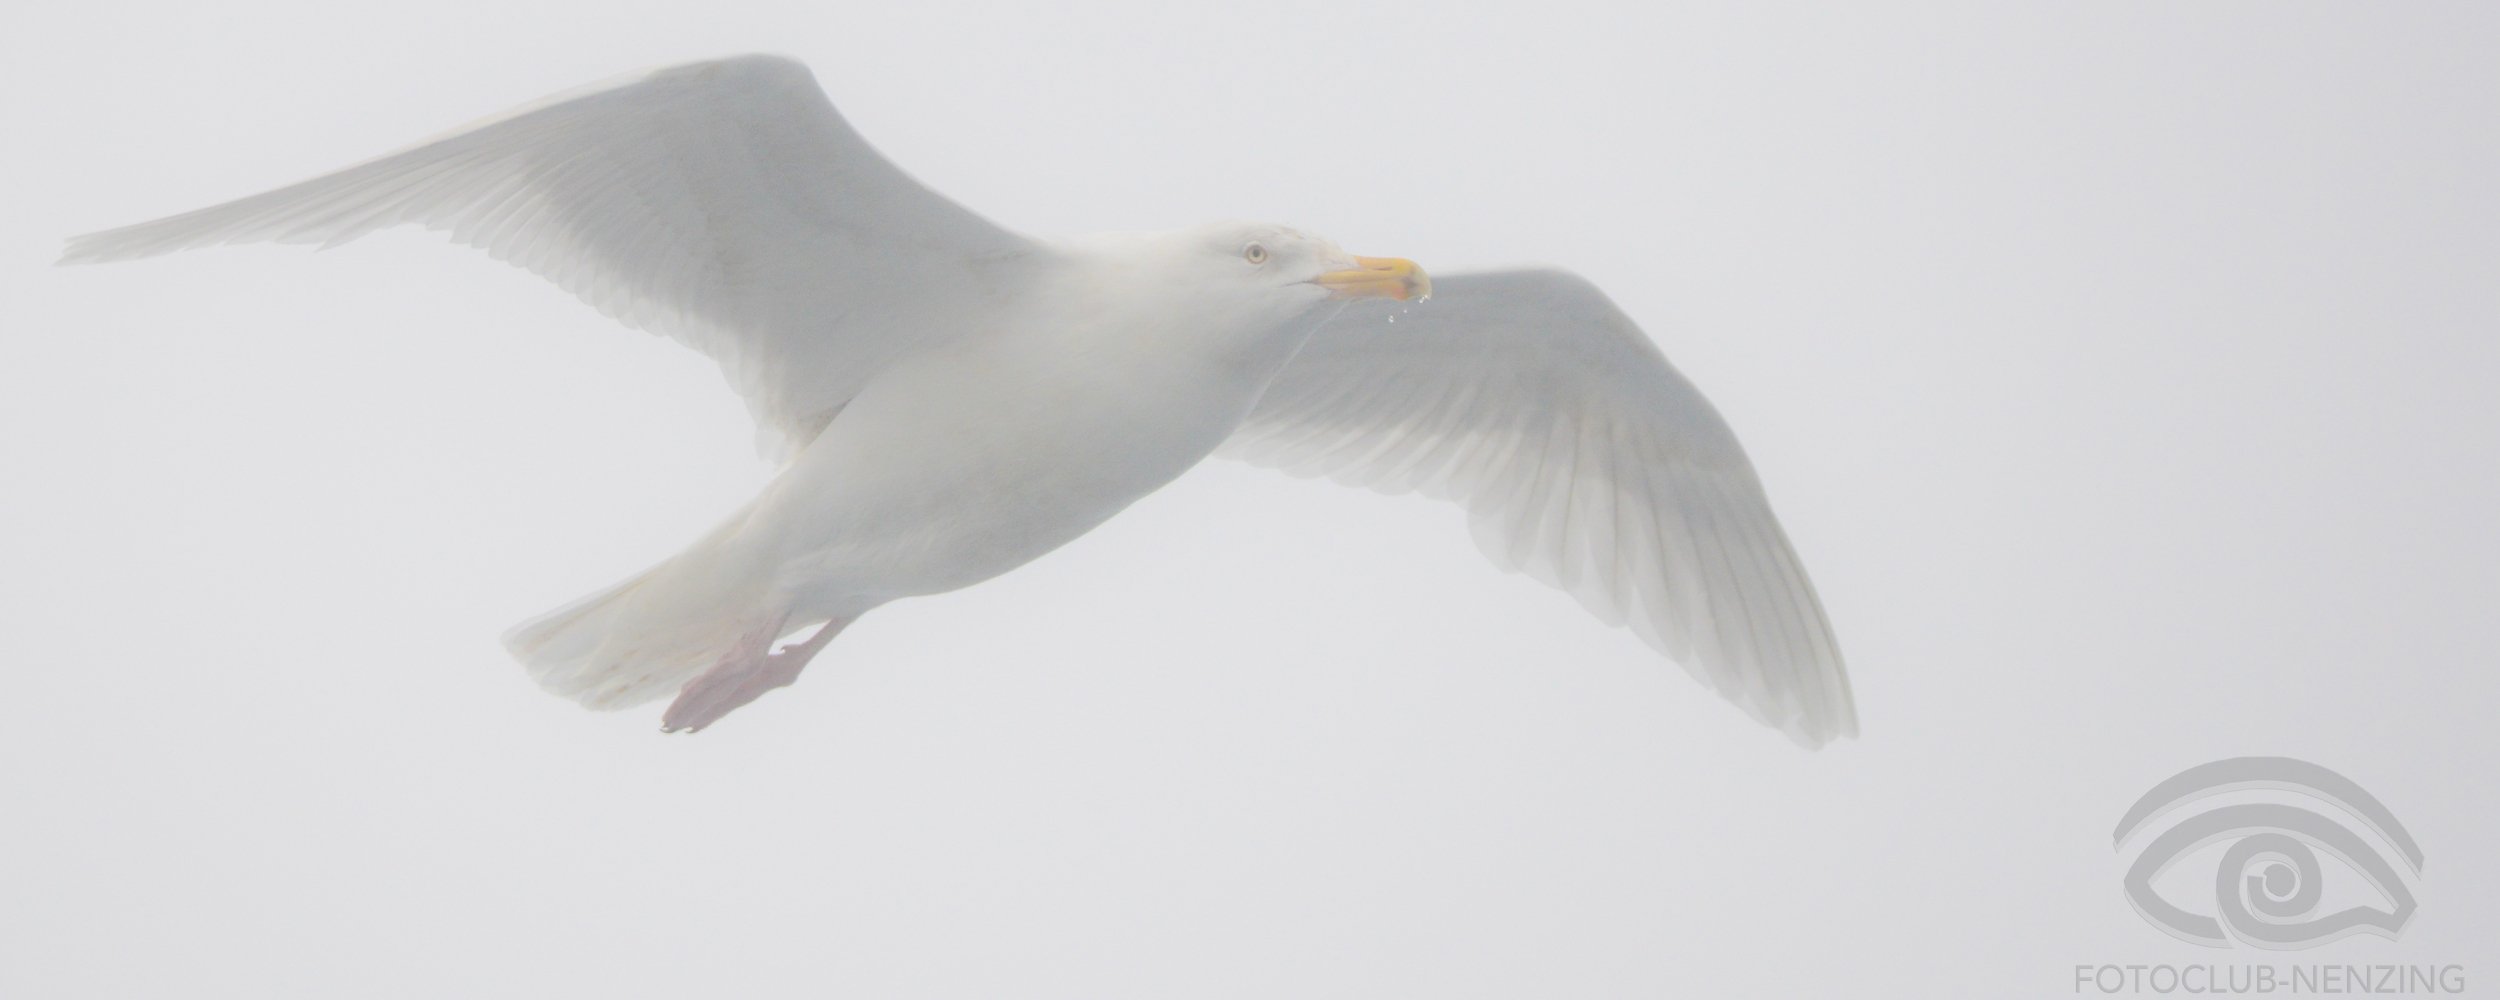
[2113,757,2422,949]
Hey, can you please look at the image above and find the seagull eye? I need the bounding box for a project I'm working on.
[1242,242,1268,265]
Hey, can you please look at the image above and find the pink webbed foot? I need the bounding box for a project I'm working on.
[660,617,849,733]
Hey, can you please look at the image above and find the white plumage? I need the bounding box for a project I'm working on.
[61,55,1855,744]
[1227,270,1851,743]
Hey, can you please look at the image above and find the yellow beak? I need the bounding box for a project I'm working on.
[1313,256,1431,302]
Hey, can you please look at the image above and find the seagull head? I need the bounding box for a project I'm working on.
[1210,223,1430,305]
[1059,223,1430,366]
[1161,222,1429,318]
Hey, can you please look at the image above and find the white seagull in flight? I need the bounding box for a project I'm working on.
[61,55,1855,744]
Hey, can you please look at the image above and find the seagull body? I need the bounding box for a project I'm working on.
[573,228,1357,726]
[63,55,1856,743]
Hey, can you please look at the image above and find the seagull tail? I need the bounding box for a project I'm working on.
[501,556,761,712]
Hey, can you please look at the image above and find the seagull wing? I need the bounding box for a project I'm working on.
[1222,269,1855,745]
[60,54,1039,460]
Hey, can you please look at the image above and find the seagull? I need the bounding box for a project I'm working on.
[60,55,1855,745]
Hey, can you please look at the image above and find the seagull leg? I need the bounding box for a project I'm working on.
[660,615,852,733]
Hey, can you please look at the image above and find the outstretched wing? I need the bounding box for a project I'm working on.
[1222,269,1855,745]
[61,54,1041,461]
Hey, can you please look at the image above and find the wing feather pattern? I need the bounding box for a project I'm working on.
[60,54,1041,460]
[1224,269,1854,745]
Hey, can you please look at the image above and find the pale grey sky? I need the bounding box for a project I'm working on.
[3,2,2494,997]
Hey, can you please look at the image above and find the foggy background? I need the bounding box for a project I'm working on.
[3,2,2494,996]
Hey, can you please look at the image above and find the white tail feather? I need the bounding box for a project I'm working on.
[502,559,754,710]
